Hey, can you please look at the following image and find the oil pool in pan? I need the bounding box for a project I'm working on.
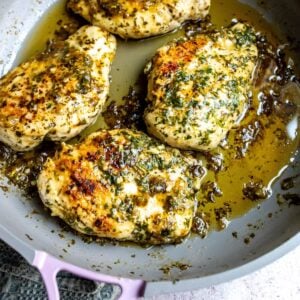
[0,0,299,243]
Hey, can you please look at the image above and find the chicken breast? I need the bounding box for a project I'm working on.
[144,23,258,151]
[37,129,204,244]
[0,26,116,152]
[67,0,211,39]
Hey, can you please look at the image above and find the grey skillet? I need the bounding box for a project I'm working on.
[0,0,299,299]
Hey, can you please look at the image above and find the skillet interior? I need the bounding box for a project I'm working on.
[0,0,299,284]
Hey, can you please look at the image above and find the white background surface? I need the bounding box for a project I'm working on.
[148,246,300,300]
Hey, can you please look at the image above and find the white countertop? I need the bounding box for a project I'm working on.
[147,246,300,300]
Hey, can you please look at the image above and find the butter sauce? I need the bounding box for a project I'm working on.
[0,0,299,238]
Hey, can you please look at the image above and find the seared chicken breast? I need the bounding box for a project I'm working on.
[67,0,211,39]
[144,23,258,151]
[0,26,116,151]
[37,129,204,244]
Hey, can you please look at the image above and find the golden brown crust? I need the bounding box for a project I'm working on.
[37,129,205,244]
[68,0,211,39]
[0,26,116,151]
[144,23,258,151]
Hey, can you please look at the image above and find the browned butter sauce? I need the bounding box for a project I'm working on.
[0,0,299,239]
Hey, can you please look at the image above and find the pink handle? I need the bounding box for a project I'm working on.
[32,251,146,300]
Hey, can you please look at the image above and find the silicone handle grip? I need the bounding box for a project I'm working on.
[32,251,146,300]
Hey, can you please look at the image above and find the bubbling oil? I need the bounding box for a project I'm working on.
[3,0,300,237]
